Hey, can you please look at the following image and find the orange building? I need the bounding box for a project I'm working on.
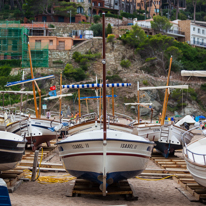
[136,0,160,18]
[29,36,74,50]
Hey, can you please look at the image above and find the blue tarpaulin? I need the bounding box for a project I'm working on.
[198,115,206,119]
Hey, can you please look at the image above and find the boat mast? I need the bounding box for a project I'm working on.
[137,81,140,123]
[102,13,107,196]
[59,72,62,122]
[28,43,38,118]
[161,56,173,125]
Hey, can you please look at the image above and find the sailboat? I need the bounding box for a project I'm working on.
[56,13,155,196]
[127,58,194,157]
[4,44,66,150]
[181,70,206,187]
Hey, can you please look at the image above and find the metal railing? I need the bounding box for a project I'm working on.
[190,40,206,48]
[182,126,206,165]
[26,108,36,115]
[80,112,96,123]
[167,29,185,35]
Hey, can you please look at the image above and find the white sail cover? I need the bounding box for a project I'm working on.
[124,103,152,106]
[139,85,188,91]
[43,93,73,100]
[0,91,34,95]
[181,70,206,77]
[175,115,196,126]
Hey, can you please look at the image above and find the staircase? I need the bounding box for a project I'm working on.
[160,125,170,143]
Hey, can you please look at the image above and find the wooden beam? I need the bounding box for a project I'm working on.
[78,88,81,117]
[161,56,173,125]
[59,73,62,121]
[112,87,114,116]
[34,80,41,118]
[28,43,38,118]
[86,98,89,114]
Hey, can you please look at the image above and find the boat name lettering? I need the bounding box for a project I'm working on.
[120,144,133,149]
[35,122,41,125]
[72,144,84,149]
[153,129,160,132]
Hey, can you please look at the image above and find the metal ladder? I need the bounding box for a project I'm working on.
[160,125,170,143]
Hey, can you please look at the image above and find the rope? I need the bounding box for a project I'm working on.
[23,169,76,184]
[135,175,178,181]
[23,148,76,184]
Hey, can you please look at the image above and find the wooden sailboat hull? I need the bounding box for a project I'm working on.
[0,131,26,171]
[57,129,154,187]
[184,138,206,187]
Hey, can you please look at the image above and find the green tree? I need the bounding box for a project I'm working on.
[120,59,131,68]
[138,34,182,73]
[107,34,115,50]
[54,2,79,18]
[150,15,173,32]
[89,24,103,36]
[63,64,86,81]
[106,23,112,36]
[121,25,146,55]
[93,15,101,23]
[23,0,78,21]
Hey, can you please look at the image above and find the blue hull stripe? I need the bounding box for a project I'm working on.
[68,170,143,186]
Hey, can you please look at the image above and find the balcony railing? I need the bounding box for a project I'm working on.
[190,40,206,48]
[167,29,185,36]
[137,24,185,36]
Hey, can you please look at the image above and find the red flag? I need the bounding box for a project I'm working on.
[50,86,56,91]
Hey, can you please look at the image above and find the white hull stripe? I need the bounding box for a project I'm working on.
[0,148,24,154]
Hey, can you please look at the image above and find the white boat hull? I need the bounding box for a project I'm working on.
[184,138,206,187]
[58,129,154,186]
[185,158,206,187]
[133,124,161,142]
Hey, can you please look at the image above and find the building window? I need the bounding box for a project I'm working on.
[198,28,200,33]
[197,38,199,44]
[137,3,140,6]
[88,0,91,2]
[92,2,94,6]
[202,39,204,45]
[77,0,84,2]
[98,2,101,6]
[193,37,195,44]
[49,40,53,46]
[193,27,195,31]
[203,30,205,35]
[12,40,18,51]
[35,40,41,49]
[77,6,84,14]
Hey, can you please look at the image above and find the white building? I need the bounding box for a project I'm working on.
[190,22,206,48]
[133,19,185,40]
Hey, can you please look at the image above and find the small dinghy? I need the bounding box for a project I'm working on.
[0,131,26,171]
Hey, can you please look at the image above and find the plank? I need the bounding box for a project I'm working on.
[176,187,199,202]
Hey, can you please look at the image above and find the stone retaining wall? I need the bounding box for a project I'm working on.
[38,22,92,37]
